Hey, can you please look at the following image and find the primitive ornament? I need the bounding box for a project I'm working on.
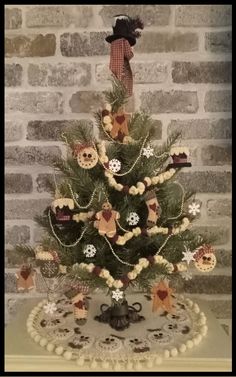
[94,201,120,238]
[110,108,130,142]
[35,246,60,278]
[73,143,98,169]
[65,288,89,325]
[15,264,35,292]
[105,15,144,96]
[167,147,192,169]
[51,198,75,222]
[144,190,162,228]
[151,280,175,314]
[193,244,217,272]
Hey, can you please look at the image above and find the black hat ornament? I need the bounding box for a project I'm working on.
[106,14,144,46]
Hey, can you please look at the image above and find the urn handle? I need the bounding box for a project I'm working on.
[130,302,142,312]
[100,303,109,313]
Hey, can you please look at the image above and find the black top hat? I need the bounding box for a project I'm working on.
[105,14,144,47]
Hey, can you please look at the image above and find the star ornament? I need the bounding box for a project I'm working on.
[111,289,124,302]
[151,280,174,314]
[188,202,201,216]
[182,248,195,265]
[142,145,154,159]
[43,302,57,315]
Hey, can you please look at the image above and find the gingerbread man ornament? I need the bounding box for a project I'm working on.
[94,202,120,238]
[15,264,35,292]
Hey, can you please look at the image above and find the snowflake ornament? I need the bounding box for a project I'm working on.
[43,302,57,315]
[83,244,96,258]
[182,247,195,265]
[126,212,140,226]
[109,159,121,173]
[180,271,193,281]
[188,202,201,216]
[111,289,124,302]
[142,145,154,159]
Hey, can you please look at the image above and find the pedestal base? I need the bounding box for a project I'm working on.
[94,300,145,331]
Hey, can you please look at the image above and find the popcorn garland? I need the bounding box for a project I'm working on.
[96,140,176,195]
[104,168,176,196]
[75,251,187,290]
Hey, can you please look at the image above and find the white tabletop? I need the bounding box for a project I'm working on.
[5,296,232,372]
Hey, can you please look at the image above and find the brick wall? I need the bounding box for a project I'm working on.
[5,5,232,333]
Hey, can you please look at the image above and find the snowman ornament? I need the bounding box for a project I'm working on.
[73,143,98,169]
[193,244,216,272]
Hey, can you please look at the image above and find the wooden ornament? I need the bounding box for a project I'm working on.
[110,109,130,142]
[51,198,74,222]
[193,244,216,272]
[144,190,161,228]
[151,280,174,314]
[15,264,35,292]
[73,143,98,169]
[94,202,120,238]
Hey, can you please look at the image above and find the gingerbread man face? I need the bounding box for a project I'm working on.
[102,201,112,210]
[77,146,98,169]
[195,252,216,272]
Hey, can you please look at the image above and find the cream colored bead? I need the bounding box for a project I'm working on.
[63,351,72,360]
[170,348,178,357]
[186,340,194,349]
[163,349,170,358]
[55,346,64,355]
[198,317,207,325]
[104,123,113,132]
[34,335,41,343]
[40,338,48,347]
[30,331,37,338]
[193,304,200,313]
[47,343,55,352]
[103,115,112,124]
[179,344,187,353]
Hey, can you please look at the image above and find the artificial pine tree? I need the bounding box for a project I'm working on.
[15,15,216,333]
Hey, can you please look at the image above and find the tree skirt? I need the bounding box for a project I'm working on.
[26,293,208,370]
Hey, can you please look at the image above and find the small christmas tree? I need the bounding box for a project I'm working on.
[14,15,216,332]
